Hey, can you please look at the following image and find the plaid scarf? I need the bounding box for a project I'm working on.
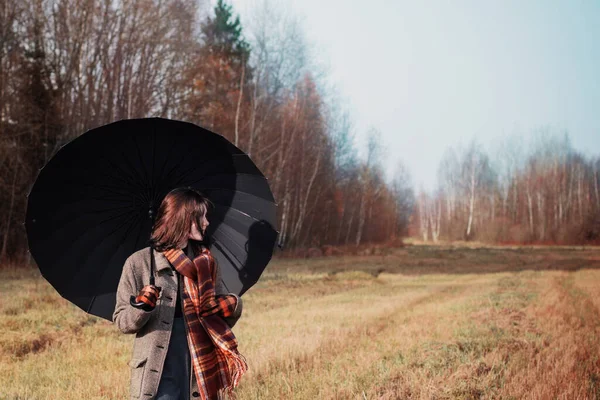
[163,246,248,400]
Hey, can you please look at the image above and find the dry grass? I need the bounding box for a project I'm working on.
[1,244,599,399]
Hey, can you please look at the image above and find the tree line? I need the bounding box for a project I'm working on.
[414,132,600,245]
[0,0,409,263]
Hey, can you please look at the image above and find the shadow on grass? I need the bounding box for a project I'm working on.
[269,245,600,276]
[4,245,600,279]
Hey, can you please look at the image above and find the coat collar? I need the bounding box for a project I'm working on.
[152,248,173,273]
[152,246,195,273]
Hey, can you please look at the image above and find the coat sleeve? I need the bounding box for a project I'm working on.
[214,262,243,328]
[112,256,155,334]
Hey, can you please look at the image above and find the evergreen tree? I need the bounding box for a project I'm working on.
[201,0,251,67]
[186,0,253,135]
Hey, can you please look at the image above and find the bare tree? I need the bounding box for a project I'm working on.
[355,127,384,246]
[392,160,414,237]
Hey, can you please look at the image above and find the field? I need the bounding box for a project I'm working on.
[1,244,600,399]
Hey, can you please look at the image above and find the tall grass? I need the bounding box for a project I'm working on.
[1,245,599,399]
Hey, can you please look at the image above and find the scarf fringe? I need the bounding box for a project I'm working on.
[218,340,248,390]
[218,387,237,400]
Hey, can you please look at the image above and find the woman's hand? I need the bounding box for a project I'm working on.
[200,294,238,318]
[129,285,161,312]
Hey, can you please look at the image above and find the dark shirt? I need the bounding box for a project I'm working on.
[174,294,183,318]
[172,245,195,318]
[173,267,183,318]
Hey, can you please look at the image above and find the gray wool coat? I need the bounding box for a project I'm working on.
[112,246,243,400]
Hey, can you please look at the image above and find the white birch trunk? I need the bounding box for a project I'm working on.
[527,183,534,235]
[594,163,600,209]
[537,191,545,240]
[466,161,476,238]
[234,62,245,147]
[291,145,322,241]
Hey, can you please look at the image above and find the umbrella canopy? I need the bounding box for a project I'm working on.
[25,117,278,321]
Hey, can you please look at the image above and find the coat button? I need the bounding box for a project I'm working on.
[192,392,200,397]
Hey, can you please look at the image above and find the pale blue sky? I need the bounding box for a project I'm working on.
[232,0,600,191]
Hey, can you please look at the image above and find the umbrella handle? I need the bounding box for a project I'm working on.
[130,295,155,312]
[149,245,156,286]
[130,284,162,311]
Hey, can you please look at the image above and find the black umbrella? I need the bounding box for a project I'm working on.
[25,117,278,321]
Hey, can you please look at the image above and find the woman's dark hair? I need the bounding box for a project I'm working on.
[149,187,213,252]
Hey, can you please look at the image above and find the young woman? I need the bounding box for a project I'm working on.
[113,187,247,400]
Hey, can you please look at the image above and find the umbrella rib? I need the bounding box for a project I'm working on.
[70,181,134,197]
[211,241,243,293]
[159,126,215,188]
[79,203,137,215]
[151,128,156,196]
[85,211,145,314]
[212,225,247,266]
[47,204,136,228]
[185,172,274,199]
[63,209,141,292]
[171,154,258,189]
[210,244,231,293]
[191,186,274,203]
[156,128,179,176]
[193,172,266,181]
[169,155,220,188]
[49,208,141,254]
[115,139,149,190]
[49,156,142,193]
[150,130,181,209]
[96,152,145,191]
[158,143,200,190]
[214,222,276,256]
[213,199,272,223]
[40,195,136,219]
[132,132,150,188]
[211,203,262,223]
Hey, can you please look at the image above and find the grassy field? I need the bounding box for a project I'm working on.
[1,244,600,399]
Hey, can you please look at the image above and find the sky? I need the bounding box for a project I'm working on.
[231,0,600,191]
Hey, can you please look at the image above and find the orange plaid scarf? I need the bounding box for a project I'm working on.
[163,247,248,400]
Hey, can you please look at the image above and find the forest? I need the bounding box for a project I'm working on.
[1,0,598,263]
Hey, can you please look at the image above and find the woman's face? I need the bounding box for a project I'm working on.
[188,215,209,241]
